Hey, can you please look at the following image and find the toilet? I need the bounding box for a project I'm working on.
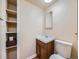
[50,40,72,59]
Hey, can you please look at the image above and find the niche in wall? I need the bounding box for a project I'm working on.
[45,11,53,30]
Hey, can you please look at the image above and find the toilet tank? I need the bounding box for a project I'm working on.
[55,40,72,59]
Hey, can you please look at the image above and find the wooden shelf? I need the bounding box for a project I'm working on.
[7,20,17,23]
[6,32,16,34]
[8,0,17,5]
[6,9,17,18]
[6,45,16,49]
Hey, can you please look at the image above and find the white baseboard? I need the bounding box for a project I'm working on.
[26,53,37,59]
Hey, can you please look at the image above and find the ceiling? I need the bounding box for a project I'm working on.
[26,0,57,9]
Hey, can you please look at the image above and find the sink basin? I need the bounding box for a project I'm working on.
[36,34,55,43]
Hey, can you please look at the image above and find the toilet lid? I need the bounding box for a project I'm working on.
[50,54,66,59]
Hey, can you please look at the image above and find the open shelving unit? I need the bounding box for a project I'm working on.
[6,0,17,59]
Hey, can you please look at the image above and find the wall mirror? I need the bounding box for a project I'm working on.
[45,11,53,30]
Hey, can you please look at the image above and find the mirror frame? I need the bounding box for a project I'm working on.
[44,11,53,30]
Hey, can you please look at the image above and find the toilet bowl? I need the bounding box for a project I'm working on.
[49,54,66,59]
[49,40,72,59]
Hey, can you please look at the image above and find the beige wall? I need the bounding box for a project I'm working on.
[46,0,77,59]
[0,0,7,20]
[0,21,2,59]
[0,20,7,59]
[0,0,2,18]
[0,0,7,59]
[17,0,44,59]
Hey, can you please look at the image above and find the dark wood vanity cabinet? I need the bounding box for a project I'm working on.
[36,39,54,59]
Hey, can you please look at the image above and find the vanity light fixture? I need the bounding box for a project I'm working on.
[44,0,52,3]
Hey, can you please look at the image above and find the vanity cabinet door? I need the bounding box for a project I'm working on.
[40,47,48,59]
[36,40,41,58]
[47,41,54,57]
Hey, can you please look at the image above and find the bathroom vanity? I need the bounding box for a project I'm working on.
[36,35,55,59]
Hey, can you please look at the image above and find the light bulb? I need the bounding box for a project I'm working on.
[44,0,52,3]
